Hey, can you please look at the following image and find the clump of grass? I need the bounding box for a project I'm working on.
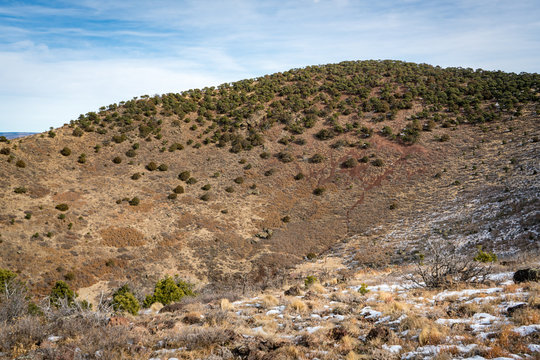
[173,185,184,194]
[55,203,69,211]
[313,187,325,196]
[179,171,191,181]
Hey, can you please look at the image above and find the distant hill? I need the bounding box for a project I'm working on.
[0,132,38,140]
[0,60,538,298]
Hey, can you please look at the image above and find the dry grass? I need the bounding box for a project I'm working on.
[262,294,279,308]
[288,298,308,313]
[220,298,233,311]
[418,325,446,346]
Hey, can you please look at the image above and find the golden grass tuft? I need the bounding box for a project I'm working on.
[345,351,360,360]
[419,326,446,346]
[340,335,359,353]
[288,298,308,313]
[262,294,279,308]
[220,298,233,311]
[310,282,326,294]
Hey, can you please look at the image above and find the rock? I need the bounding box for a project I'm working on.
[507,303,528,315]
[150,302,164,313]
[284,285,302,296]
[108,316,130,326]
[513,268,540,283]
[366,326,391,342]
[159,302,183,313]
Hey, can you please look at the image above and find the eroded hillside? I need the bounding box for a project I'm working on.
[0,60,538,296]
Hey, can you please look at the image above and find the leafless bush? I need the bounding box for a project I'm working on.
[0,281,29,323]
[0,315,46,355]
[167,327,237,350]
[406,240,493,288]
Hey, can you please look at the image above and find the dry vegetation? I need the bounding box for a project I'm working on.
[0,60,539,358]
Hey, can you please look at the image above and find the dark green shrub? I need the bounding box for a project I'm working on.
[371,158,384,167]
[309,154,325,163]
[146,162,157,171]
[234,177,244,184]
[132,143,140,150]
[131,172,141,180]
[125,149,137,157]
[168,193,177,200]
[173,185,185,194]
[72,127,83,137]
[313,187,325,196]
[186,177,197,184]
[439,134,450,142]
[359,156,369,163]
[260,151,270,159]
[200,193,210,201]
[60,147,71,156]
[0,147,10,155]
[178,171,191,181]
[264,169,276,176]
[77,153,86,164]
[341,157,358,168]
[315,128,334,140]
[306,253,317,260]
[24,212,32,220]
[112,134,126,143]
[14,187,27,194]
[358,283,370,295]
[112,285,140,315]
[294,172,304,180]
[64,272,75,281]
[225,186,234,193]
[48,130,56,138]
[55,203,69,211]
[281,215,290,223]
[112,156,122,164]
[158,163,168,171]
[50,280,75,307]
[15,160,26,168]
[201,184,211,191]
[129,197,140,206]
[58,213,66,220]
[278,152,294,163]
[381,126,393,137]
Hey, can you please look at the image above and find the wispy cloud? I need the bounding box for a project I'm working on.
[0,0,538,131]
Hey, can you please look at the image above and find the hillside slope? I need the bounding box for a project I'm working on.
[0,60,538,296]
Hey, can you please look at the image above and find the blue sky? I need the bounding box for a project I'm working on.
[1,0,539,132]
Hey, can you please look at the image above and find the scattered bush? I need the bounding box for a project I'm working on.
[341,157,358,168]
[15,160,26,168]
[112,134,127,143]
[72,127,83,137]
[201,184,211,191]
[178,171,191,181]
[173,185,185,194]
[49,280,75,307]
[309,154,325,163]
[0,147,10,155]
[294,172,304,180]
[200,193,210,201]
[281,215,290,223]
[129,197,140,206]
[304,275,318,288]
[0,268,17,289]
[186,177,197,184]
[278,151,294,163]
[55,203,69,211]
[371,158,384,167]
[474,246,497,263]
[260,151,270,159]
[112,156,122,164]
[60,147,71,156]
[77,153,87,164]
[125,149,137,157]
[168,193,177,200]
[14,187,27,194]
[234,177,244,184]
[359,156,369,163]
[225,186,234,193]
[357,283,369,295]
[158,163,168,171]
[146,162,158,171]
[143,276,193,307]
[112,285,140,315]
[313,187,325,196]
[264,169,276,176]
[315,128,334,140]
[131,172,141,180]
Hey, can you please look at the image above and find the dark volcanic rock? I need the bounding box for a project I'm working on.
[513,268,540,283]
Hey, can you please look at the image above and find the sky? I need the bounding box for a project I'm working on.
[0,0,539,132]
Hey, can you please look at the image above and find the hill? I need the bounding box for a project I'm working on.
[0,60,538,300]
[0,132,38,140]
